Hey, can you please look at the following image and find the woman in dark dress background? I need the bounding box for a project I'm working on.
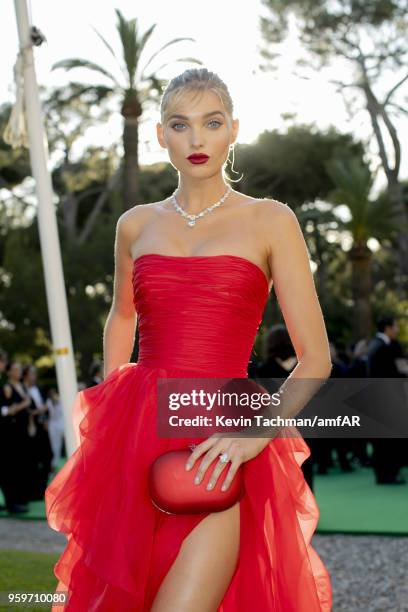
[0,361,32,513]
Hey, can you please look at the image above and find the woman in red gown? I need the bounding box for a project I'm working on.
[45,68,333,611]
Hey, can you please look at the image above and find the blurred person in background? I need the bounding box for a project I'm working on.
[328,342,354,473]
[46,387,65,472]
[367,315,406,485]
[0,360,32,513]
[346,338,369,378]
[87,361,104,387]
[0,349,7,383]
[22,364,53,498]
[345,339,372,468]
[247,347,261,379]
[0,349,9,510]
[256,324,298,379]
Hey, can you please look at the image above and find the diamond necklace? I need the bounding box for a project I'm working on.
[170,186,232,227]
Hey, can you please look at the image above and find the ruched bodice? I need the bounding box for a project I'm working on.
[132,253,269,377]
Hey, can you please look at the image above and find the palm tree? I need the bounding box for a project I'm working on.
[52,9,202,210]
[326,156,396,341]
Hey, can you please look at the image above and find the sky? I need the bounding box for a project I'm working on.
[1,0,407,182]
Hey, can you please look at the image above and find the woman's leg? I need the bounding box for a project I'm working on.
[150,501,240,612]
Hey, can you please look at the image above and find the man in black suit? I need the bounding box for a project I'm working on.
[367,315,406,485]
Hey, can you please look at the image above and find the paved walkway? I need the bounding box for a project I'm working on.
[0,520,407,611]
[0,518,66,553]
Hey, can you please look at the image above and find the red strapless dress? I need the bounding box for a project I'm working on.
[45,253,332,611]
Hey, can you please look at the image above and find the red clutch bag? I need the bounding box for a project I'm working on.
[148,449,244,515]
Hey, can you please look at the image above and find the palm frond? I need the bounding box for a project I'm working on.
[51,59,120,87]
[326,156,394,242]
[91,26,125,78]
[47,83,115,109]
[91,27,116,60]
[149,57,203,75]
[366,197,398,240]
[326,157,373,209]
[139,37,195,77]
[137,23,157,62]
[115,9,138,88]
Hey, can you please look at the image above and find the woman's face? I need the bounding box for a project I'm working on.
[157,89,239,177]
[26,367,37,383]
[8,362,22,380]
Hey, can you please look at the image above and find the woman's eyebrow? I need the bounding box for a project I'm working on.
[167,110,226,121]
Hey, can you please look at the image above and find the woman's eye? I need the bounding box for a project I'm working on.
[170,120,222,131]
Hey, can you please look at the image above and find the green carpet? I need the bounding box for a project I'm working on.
[1,463,407,536]
[314,465,408,536]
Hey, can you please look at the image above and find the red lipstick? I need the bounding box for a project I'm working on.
[187,153,209,164]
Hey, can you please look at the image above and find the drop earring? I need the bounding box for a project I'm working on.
[225,142,243,183]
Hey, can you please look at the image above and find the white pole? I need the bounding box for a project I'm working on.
[13,0,77,457]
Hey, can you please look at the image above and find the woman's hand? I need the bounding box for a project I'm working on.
[30,405,47,416]
[185,435,272,492]
[28,414,37,437]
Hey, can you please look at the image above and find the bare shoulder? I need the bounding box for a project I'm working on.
[259,198,300,232]
[115,201,164,240]
[117,201,159,228]
[256,198,303,257]
[258,197,296,220]
[236,194,292,220]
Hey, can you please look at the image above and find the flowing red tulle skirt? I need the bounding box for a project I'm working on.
[45,362,332,611]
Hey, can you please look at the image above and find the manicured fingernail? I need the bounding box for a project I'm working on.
[194,476,200,484]
[185,463,191,471]
[221,485,227,491]
[207,482,214,490]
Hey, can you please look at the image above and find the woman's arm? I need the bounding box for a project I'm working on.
[103,211,138,379]
[258,200,332,434]
[1,384,31,416]
[266,200,332,377]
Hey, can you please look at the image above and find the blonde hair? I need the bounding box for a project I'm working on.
[160,68,234,124]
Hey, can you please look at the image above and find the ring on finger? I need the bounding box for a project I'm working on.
[219,452,230,464]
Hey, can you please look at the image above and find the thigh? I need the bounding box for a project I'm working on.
[150,501,240,612]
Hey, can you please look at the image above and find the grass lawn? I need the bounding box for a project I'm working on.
[0,550,59,611]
